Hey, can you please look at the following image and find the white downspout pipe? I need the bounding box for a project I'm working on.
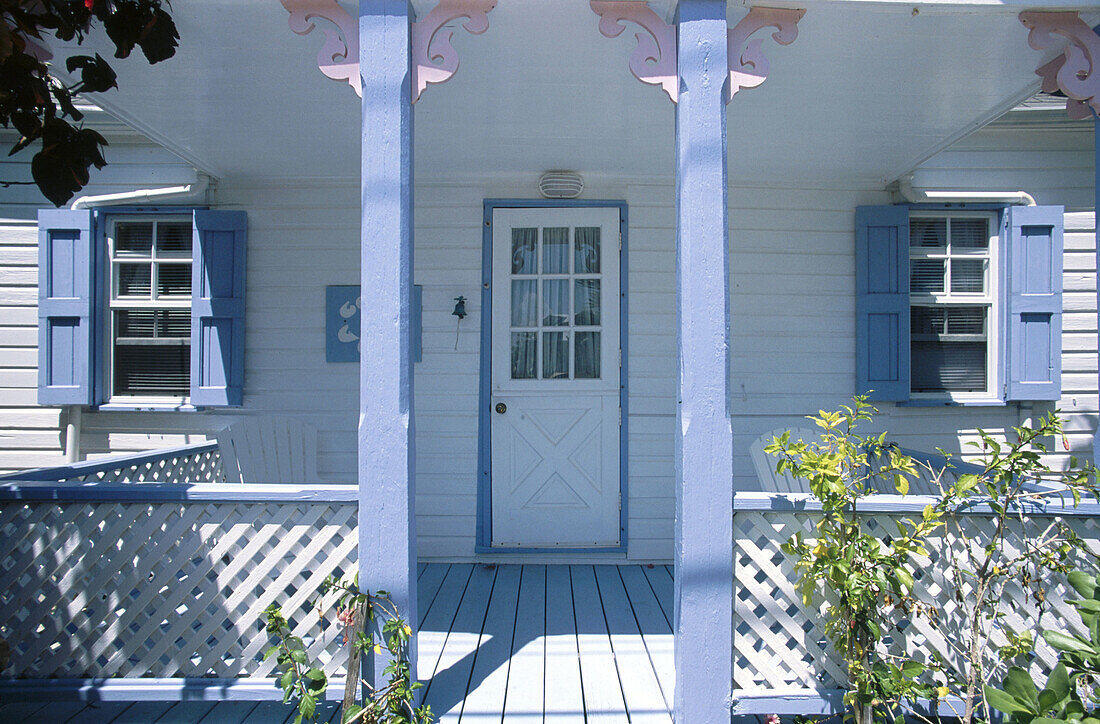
[69,173,211,210]
[62,173,212,463]
[897,174,1036,206]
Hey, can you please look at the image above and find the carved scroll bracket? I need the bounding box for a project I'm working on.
[411,0,497,104]
[727,7,804,104]
[282,0,361,97]
[1020,12,1100,120]
[591,0,678,103]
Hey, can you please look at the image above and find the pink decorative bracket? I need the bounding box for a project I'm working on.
[1020,11,1100,120]
[411,0,497,104]
[281,0,361,97]
[591,0,678,103]
[727,7,804,104]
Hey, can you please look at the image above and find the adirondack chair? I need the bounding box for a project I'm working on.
[215,416,320,484]
[749,427,819,493]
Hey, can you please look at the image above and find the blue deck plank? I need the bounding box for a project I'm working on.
[0,702,48,723]
[237,701,292,724]
[424,564,498,722]
[58,702,136,724]
[458,564,521,721]
[192,702,260,723]
[619,565,675,708]
[418,563,474,685]
[502,564,546,723]
[544,565,585,723]
[571,565,629,723]
[107,701,176,723]
[18,702,87,723]
[595,566,672,723]
[149,701,218,724]
[642,564,675,628]
[417,563,452,627]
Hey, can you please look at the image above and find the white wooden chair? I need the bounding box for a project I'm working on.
[216,416,320,484]
[749,426,819,493]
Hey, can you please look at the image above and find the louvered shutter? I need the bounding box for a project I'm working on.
[1005,205,1063,401]
[855,206,910,401]
[37,209,95,405]
[190,210,247,406]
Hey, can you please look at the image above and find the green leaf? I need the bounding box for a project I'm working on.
[1068,571,1100,599]
[300,693,315,720]
[342,705,364,724]
[1038,664,1070,709]
[984,685,1032,714]
[1044,630,1095,656]
[895,569,914,593]
[1002,667,1040,712]
[280,669,294,692]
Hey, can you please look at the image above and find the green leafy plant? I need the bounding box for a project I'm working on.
[772,396,945,724]
[264,577,433,724]
[985,570,1100,724]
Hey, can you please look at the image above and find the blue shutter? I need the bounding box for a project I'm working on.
[190,210,246,406]
[855,205,910,401]
[1005,205,1063,401]
[37,209,95,405]
[411,284,423,364]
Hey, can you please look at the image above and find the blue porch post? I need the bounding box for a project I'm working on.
[359,0,417,686]
[674,1,734,721]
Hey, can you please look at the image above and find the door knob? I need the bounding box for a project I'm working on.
[495,402,507,414]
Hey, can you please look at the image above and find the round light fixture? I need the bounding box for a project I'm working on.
[538,171,584,199]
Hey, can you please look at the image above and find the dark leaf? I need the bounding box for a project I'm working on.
[137,8,179,64]
[66,53,118,93]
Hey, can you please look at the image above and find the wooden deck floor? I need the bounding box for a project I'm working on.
[1,564,675,724]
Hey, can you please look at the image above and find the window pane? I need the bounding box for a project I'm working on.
[946,307,985,335]
[116,310,156,338]
[117,264,151,296]
[543,279,569,326]
[542,331,569,379]
[911,341,986,392]
[157,263,192,297]
[911,259,945,293]
[911,307,945,336]
[951,259,984,293]
[511,280,537,327]
[157,222,192,257]
[575,332,600,379]
[543,227,569,274]
[511,228,537,275]
[511,332,537,379]
[114,344,190,396]
[116,310,191,340]
[951,218,989,249]
[910,218,946,248]
[575,279,601,326]
[575,227,601,273]
[115,222,153,257]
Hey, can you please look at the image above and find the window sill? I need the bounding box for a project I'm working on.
[898,398,1006,407]
[95,402,200,412]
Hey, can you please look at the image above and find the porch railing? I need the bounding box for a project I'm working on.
[731,490,1100,713]
[0,469,357,684]
[0,441,224,484]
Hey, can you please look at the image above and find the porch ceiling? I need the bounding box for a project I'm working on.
[55,0,1099,188]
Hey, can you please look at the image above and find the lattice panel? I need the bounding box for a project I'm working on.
[0,500,357,679]
[70,449,224,484]
[734,510,1100,692]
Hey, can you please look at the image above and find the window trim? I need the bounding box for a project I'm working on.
[907,209,1001,403]
[102,214,195,406]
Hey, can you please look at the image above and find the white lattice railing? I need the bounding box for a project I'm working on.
[732,492,1100,700]
[0,441,224,484]
[0,482,357,680]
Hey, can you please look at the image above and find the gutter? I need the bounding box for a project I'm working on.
[69,173,212,210]
[897,174,1036,206]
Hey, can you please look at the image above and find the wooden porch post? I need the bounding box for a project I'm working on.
[674,0,734,721]
[359,0,417,687]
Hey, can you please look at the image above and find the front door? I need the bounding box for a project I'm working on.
[489,206,621,548]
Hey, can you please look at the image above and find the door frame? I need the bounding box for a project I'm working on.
[476,199,629,554]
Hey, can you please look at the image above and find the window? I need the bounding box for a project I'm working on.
[908,212,997,398]
[108,217,193,400]
[856,204,1063,404]
[37,208,247,408]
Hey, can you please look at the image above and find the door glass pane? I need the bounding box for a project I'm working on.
[951,259,984,293]
[511,228,537,275]
[542,332,569,379]
[511,332,537,379]
[575,332,600,379]
[575,279,601,326]
[511,280,537,327]
[575,227,601,273]
[542,279,569,326]
[911,259,945,293]
[543,227,569,274]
